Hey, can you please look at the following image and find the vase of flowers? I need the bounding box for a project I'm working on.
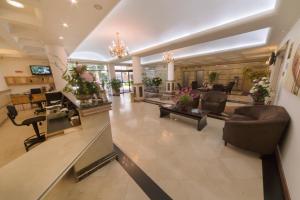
[249,77,270,105]
[173,87,199,111]
[63,65,99,104]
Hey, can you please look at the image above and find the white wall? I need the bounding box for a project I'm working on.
[276,18,300,200]
[0,73,8,92]
[0,57,50,93]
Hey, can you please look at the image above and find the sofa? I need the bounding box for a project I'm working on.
[201,91,227,114]
[223,105,290,155]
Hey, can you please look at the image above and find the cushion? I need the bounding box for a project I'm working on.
[230,114,255,121]
[22,116,46,125]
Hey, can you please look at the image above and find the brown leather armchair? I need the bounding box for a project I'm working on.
[201,91,227,114]
[223,105,290,155]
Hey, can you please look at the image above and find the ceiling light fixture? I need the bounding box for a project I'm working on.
[59,36,64,40]
[163,52,174,63]
[6,0,24,8]
[70,0,78,4]
[109,32,129,59]
[62,23,69,28]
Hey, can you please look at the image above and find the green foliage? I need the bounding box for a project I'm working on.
[142,76,162,87]
[152,77,162,86]
[243,68,270,81]
[108,78,122,91]
[208,72,218,83]
[63,65,99,96]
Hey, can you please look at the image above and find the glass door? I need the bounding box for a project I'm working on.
[115,70,133,93]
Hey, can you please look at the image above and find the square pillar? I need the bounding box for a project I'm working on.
[133,83,144,101]
[166,81,176,93]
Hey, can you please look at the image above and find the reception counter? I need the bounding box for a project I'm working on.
[0,92,116,200]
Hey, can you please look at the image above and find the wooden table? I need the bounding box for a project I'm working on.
[159,105,208,131]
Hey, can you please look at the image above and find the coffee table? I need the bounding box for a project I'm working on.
[159,105,208,131]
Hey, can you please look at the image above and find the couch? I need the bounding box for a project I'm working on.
[223,105,290,155]
[201,91,227,114]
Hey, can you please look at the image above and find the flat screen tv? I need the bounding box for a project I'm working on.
[30,65,52,75]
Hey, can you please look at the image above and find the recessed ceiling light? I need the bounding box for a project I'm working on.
[70,0,78,4]
[62,23,69,28]
[59,36,64,40]
[6,0,24,8]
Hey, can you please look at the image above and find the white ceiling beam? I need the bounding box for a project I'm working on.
[0,8,41,28]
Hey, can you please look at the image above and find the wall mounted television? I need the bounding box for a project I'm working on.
[30,65,52,75]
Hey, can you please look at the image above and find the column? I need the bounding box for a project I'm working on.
[166,61,176,93]
[45,45,68,90]
[132,56,144,101]
[107,63,116,80]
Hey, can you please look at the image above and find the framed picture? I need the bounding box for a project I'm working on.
[284,43,300,97]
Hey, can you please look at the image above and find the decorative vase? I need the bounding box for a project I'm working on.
[251,96,265,105]
[76,94,92,105]
[176,102,191,112]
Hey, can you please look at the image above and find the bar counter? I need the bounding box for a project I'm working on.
[0,92,115,200]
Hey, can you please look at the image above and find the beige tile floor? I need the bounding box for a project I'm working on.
[111,94,263,200]
[0,94,263,200]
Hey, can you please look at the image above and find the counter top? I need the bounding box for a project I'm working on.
[0,101,112,200]
[62,92,111,111]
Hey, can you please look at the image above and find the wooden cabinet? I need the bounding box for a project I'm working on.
[5,76,54,86]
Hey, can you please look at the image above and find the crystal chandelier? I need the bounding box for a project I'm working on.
[163,52,174,63]
[109,32,129,58]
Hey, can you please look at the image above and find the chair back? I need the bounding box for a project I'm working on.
[7,105,18,120]
[6,105,21,126]
[212,84,225,91]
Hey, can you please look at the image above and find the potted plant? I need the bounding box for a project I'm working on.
[173,87,199,111]
[108,78,122,96]
[208,72,218,84]
[152,77,162,93]
[63,65,99,102]
[249,77,270,105]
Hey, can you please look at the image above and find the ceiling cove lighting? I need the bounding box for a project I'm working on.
[141,28,270,65]
[109,32,129,59]
[6,0,24,8]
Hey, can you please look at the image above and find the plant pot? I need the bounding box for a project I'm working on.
[112,89,120,96]
[76,94,92,105]
[176,103,191,112]
[253,101,265,105]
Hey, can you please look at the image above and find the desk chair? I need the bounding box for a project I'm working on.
[7,105,46,151]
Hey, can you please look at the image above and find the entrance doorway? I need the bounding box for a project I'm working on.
[115,70,133,93]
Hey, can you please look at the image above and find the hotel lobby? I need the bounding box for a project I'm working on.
[0,0,300,200]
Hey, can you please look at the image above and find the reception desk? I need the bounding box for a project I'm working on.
[0,92,116,200]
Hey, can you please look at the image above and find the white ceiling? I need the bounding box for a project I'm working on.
[70,0,277,61]
[0,0,119,58]
[140,28,270,65]
[70,0,300,65]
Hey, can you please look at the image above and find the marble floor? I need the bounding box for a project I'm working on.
[110,94,263,200]
[0,94,263,200]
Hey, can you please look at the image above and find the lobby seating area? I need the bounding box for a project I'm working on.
[1,0,300,200]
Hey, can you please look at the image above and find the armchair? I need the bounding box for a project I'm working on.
[201,91,227,114]
[223,105,290,155]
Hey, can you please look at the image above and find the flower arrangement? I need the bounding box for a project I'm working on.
[249,77,270,104]
[173,87,199,110]
[63,65,99,100]
[142,77,162,87]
